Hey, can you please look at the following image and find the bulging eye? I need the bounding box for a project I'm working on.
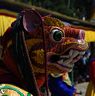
[50,29,64,42]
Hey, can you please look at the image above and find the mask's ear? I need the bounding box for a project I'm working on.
[22,9,43,33]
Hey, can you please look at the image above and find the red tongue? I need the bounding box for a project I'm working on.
[35,73,45,88]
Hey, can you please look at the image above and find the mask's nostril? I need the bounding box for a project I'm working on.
[79,30,85,39]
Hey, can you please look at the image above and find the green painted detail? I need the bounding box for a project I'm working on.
[0,85,24,96]
[27,92,31,96]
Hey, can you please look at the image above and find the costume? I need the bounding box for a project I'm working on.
[48,73,76,96]
[85,58,95,96]
[0,9,88,96]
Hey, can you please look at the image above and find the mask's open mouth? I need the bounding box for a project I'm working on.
[48,49,85,71]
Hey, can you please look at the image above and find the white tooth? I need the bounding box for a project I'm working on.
[71,50,79,58]
[80,51,85,55]
[58,59,63,64]
[61,49,74,59]
[62,58,72,65]
[61,55,69,58]
[69,49,73,57]
[68,64,74,68]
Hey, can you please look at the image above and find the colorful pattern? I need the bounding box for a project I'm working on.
[0,9,88,96]
[0,84,32,96]
[85,58,95,96]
